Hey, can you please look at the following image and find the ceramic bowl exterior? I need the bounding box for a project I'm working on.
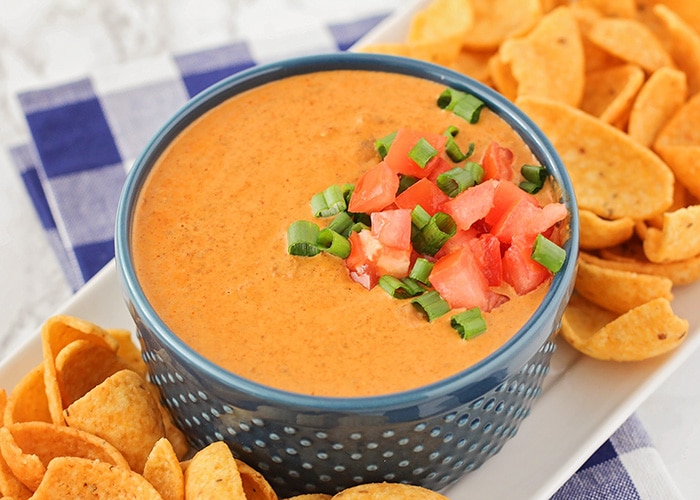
[115,52,579,497]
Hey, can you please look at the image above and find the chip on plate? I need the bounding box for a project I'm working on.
[653,4,700,95]
[597,242,700,285]
[580,64,644,125]
[575,258,673,314]
[561,294,688,361]
[408,0,473,45]
[63,369,165,474]
[461,0,543,51]
[235,458,278,500]
[499,6,585,107]
[184,441,246,499]
[578,210,635,250]
[586,17,673,72]
[143,437,185,500]
[30,456,161,499]
[654,92,700,199]
[516,96,675,219]
[3,363,51,427]
[41,315,119,425]
[641,205,700,263]
[332,482,449,499]
[627,66,687,147]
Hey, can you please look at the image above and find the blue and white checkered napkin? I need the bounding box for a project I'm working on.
[7,8,683,500]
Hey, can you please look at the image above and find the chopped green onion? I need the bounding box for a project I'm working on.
[398,174,419,195]
[442,126,475,162]
[412,212,457,256]
[518,181,541,194]
[437,88,486,124]
[349,221,370,233]
[375,131,397,159]
[451,308,487,340]
[317,228,351,258]
[531,234,567,273]
[327,212,355,237]
[412,291,451,322]
[342,183,355,205]
[436,162,484,197]
[408,138,439,168]
[287,220,321,256]
[379,275,425,299]
[445,138,474,163]
[409,257,434,285]
[410,204,432,230]
[519,164,548,194]
[310,185,347,217]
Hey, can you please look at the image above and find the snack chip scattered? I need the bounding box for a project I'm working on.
[361,0,700,362]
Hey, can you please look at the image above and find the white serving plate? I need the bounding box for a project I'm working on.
[3,2,700,498]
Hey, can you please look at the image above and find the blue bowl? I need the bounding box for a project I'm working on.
[115,52,579,497]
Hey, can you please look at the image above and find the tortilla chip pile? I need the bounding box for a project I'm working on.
[361,0,700,362]
[0,315,448,499]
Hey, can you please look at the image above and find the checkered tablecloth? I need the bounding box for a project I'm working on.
[7,5,684,500]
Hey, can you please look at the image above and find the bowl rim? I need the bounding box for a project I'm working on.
[115,52,579,412]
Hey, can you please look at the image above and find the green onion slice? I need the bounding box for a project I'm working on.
[410,204,432,230]
[317,228,351,258]
[437,88,486,124]
[409,257,434,285]
[451,307,487,340]
[531,233,567,273]
[412,212,457,256]
[287,220,321,256]
[408,137,439,168]
[398,174,419,195]
[412,291,451,322]
[310,185,347,217]
[375,131,397,159]
[379,275,425,299]
[327,212,355,238]
[436,162,484,197]
[519,164,548,194]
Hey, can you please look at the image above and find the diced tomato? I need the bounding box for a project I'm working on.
[483,180,539,227]
[394,178,449,215]
[348,161,400,214]
[371,209,412,250]
[345,229,411,289]
[384,128,447,178]
[426,156,456,183]
[491,198,568,243]
[502,234,551,295]
[433,228,479,260]
[481,141,514,181]
[430,246,509,312]
[469,233,503,287]
[441,179,498,230]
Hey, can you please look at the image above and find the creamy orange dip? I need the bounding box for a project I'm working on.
[132,70,553,397]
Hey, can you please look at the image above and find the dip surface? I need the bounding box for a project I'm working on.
[132,70,554,397]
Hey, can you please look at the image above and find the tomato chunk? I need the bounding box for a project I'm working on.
[441,179,498,230]
[384,128,447,178]
[394,178,449,215]
[491,199,567,243]
[346,229,411,289]
[430,246,509,312]
[469,233,503,287]
[348,161,399,214]
[481,141,514,181]
[502,234,551,295]
[371,209,412,250]
[484,179,539,227]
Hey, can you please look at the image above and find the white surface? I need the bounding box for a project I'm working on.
[1,1,700,499]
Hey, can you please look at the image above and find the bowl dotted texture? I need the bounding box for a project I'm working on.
[116,53,579,497]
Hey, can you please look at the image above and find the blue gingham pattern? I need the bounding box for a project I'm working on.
[7,10,683,500]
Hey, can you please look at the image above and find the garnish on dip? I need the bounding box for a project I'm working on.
[287,88,567,339]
